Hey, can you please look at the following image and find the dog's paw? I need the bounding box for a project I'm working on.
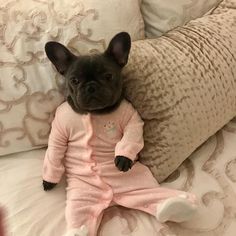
[114,156,133,172]
[43,180,57,191]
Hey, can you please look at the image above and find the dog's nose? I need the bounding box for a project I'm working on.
[86,85,95,94]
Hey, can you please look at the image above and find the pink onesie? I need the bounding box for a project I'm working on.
[43,100,197,236]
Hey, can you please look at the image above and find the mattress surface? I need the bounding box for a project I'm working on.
[1,119,236,236]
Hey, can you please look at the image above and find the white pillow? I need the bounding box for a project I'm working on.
[0,0,144,156]
[141,0,222,38]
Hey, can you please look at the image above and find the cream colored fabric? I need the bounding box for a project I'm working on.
[1,119,236,235]
[141,0,222,38]
[0,0,144,156]
[123,0,236,182]
[165,120,236,236]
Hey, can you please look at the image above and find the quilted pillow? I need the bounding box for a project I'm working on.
[141,0,222,38]
[0,0,144,156]
[123,0,236,182]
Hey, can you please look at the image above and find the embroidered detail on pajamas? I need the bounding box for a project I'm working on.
[103,121,117,138]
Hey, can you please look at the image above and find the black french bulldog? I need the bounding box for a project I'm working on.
[43,32,133,191]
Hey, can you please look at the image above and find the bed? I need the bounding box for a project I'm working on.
[1,118,236,236]
[1,0,236,235]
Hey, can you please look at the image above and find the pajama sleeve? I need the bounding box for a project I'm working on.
[42,108,68,183]
[115,102,144,161]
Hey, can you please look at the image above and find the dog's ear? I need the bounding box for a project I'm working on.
[105,32,131,67]
[45,42,76,75]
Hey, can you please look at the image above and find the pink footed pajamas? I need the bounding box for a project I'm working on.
[43,100,197,236]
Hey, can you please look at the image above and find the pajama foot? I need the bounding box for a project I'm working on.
[64,225,88,236]
[156,195,197,223]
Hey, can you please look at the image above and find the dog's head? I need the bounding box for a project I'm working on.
[45,32,131,114]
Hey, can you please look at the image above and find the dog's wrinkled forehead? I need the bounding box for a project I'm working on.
[68,55,118,79]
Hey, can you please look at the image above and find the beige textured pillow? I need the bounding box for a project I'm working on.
[0,0,144,156]
[141,0,222,38]
[123,0,236,182]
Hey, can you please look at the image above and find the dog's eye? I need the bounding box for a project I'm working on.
[70,77,80,85]
[104,73,113,81]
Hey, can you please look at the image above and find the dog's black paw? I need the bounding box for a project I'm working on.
[43,180,57,191]
[115,156,133,172]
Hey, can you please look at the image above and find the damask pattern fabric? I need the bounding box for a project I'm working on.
[166,120,236,236]
[0,0,144,156]
[123,0,236,182]
[141,0,222,38]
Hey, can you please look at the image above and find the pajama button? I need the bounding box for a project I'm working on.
[100,199,109,204]
[91,164,97,172]
[91,162,97,167]
[90,214,96,219]
[115,196,122,200]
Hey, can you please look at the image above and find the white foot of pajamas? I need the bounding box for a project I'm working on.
[43,100,197,236]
